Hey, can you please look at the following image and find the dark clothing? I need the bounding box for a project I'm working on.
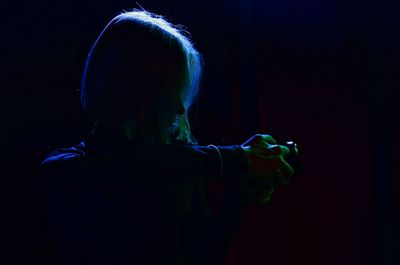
[39,132,249,265]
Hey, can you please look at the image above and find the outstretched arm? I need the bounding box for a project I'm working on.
[39,142,249,187]
[186,135,295,264]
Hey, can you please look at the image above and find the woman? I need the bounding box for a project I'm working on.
[40,9,294,265]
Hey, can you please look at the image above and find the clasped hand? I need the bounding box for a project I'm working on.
[238,134,294,205]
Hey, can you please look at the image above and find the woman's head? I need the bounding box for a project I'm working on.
[81,10,202,144]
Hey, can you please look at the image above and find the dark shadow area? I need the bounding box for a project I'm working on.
[1,0,399,264]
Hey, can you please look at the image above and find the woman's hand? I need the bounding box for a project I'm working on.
[239,134,294,205]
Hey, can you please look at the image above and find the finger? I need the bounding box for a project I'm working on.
[257,189,274,205]
[273,169,285,186]
[263,145,290,158]
[241,134,261,146]
[241,134,276,147]
[261,143,287,158]
[258,197,270,206]
[281,158,294,180]
[260,134,277,144]
[275,159,294,186]
[244,183,274,205]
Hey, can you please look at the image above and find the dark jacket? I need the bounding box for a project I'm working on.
[39,130,248,265]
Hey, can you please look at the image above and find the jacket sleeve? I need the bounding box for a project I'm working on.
[39,143,249,183]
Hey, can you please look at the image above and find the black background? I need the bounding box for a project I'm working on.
[2,0,399,264]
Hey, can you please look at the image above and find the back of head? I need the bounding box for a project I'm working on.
[81,9,202,144]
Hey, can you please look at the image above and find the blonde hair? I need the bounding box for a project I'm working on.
[81,9,202,144]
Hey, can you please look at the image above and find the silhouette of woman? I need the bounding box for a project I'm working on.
[40,9,294,265]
